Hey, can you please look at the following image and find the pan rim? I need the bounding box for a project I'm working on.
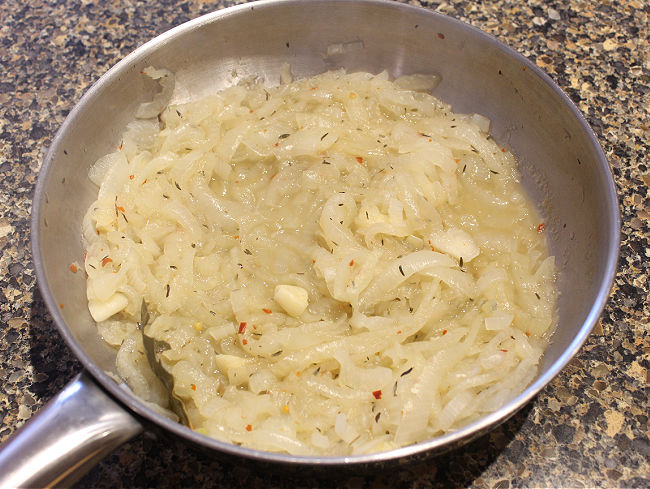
[31,0,620,465]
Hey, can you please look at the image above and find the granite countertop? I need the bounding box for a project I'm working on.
[0,0,647,487]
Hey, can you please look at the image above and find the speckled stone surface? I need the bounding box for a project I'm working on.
[0,0,648,487]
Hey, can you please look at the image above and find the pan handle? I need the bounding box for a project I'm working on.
[0,371,143,488]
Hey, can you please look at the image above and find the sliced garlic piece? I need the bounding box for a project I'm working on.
[274,284,309,317]
[214,354,249,373]
[88,293,129,322]
[484,311,515,330]
[429,228,480,263]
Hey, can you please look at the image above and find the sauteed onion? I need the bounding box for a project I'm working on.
[82,68,557,455]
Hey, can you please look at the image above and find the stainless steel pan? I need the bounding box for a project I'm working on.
[0,0,619,486]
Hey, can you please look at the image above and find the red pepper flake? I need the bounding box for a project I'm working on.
[500,349,508,352]
[129,174,134,180]
[356,156,364,164]
[522,66,527,71]
[397,330,402,334]
[455,159,461,163]
[311,86,317,90]
[296,371,301,377]
[442,329,447,335]
[372,390,382,399]
[249,109,254,113]
[245,424,252,431]
[537,222,546,232]
[428,138,433,142]
[349,260,354,266]
[191,384,196,391]
[242,339,248,345]
[59,303,64,309]
[69,264,78,273]
[140,71,146,75]
[116,206,125,213]
[234,235,239,240]
[525,331,531,337]
[437,33,445,39]
[238,322,247,334]
[101,257,113,267]
[501,148,506,152]
[262,308,272,314]
[274,143,279,147]
[312,259,316,264]
[119,142,123,150]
